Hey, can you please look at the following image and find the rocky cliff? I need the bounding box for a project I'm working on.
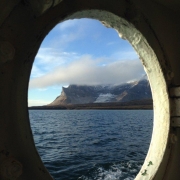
[48,78,152,106]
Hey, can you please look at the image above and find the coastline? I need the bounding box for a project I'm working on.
[28,99,153,110]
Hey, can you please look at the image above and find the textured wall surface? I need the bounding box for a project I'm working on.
[0,0,180,179]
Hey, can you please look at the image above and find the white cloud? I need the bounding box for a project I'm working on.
[30,19,143,90]
[36,48,74,65]
[111,50,138,60]
[106,42,117,46]
[58,19,81,31]
[30,64,45,78]
[29,55,145,89]
[31,48,80,78]
[50,20,87,49]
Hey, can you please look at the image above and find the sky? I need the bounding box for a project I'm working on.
[28,18,145,107]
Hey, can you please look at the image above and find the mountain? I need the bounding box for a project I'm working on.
[48,79,152,106]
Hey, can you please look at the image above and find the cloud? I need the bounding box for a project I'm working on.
[106,42,117,46]
[50,19,88,49]
[58,19,81,31]
[30,64,45,78]
[111,50,138,60]
[30,19,143,89]
[31,48,80,78]
[29,55,145,89]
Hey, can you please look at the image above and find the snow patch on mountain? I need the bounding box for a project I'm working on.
[95,93,117,103]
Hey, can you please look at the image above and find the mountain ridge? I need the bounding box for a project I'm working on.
[48,78,152,106]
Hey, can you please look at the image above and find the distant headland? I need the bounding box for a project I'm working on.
[29,78,153,110]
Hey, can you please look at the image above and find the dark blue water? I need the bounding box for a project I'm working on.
[29,110,153,180]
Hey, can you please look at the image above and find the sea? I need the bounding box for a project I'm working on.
[29,110,153,180]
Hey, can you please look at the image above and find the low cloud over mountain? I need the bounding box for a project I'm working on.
[29,56,144,89]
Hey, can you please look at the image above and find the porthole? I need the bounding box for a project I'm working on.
[28,10,169,180]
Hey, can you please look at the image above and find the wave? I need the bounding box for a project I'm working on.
[78,161,142,180]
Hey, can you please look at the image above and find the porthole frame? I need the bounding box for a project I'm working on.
[0,1,171,180]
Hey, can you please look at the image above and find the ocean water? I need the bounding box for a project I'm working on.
[29,110,153,180]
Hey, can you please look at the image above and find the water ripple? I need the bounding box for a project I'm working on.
[29,110,153,180]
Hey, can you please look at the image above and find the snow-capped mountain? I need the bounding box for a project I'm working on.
[48,79,152,106]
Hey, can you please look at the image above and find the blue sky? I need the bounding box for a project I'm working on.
[28,18,145,106]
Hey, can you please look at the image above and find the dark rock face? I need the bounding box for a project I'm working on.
[48,79,152,106]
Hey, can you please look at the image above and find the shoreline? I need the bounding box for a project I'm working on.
[28,107,153,110]
[28,99,153,110]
